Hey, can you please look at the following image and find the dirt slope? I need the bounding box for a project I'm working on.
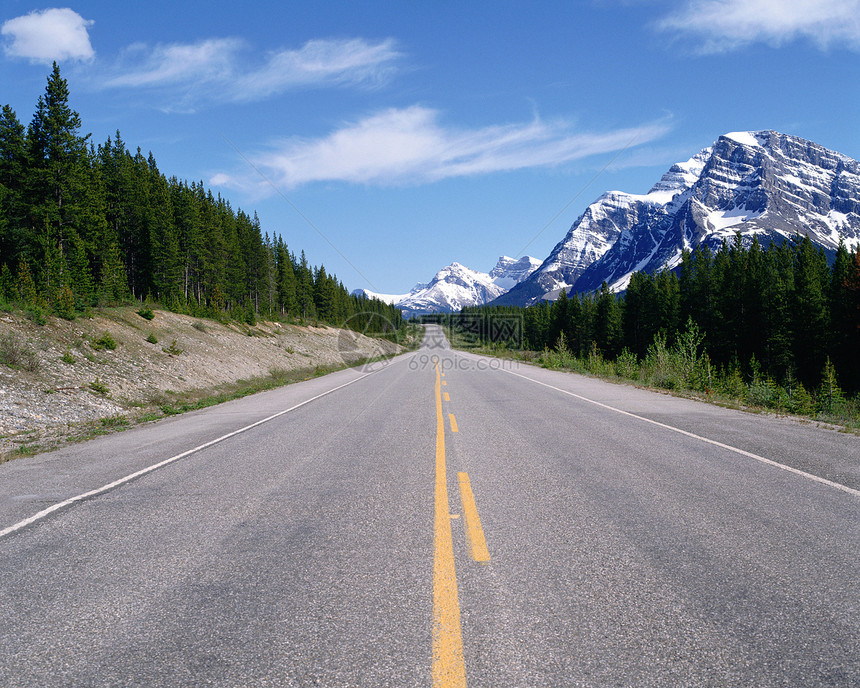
[0,308,403,458]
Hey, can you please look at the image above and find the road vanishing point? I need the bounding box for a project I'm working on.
[1,325,858,686]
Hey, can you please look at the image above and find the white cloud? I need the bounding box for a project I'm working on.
[102,36,401,108]
[233,38,401,100]
[1,7,95,63]
[658,0,860,52]
[221,106,671,190]
[105,38,242,89]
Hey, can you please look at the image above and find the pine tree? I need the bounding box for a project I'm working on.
[0,105,27,267]
[24,63,94,299]
[275,238,297,316]
[146,154,180,301]
[313,265,336,322]
[759,242,794,379]
[792,236,829,386]
[595,282,623,357]
[828,240,855,390]
[297,251,315,319]
[548,289,568,350]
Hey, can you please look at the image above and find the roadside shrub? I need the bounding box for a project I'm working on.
[91,331,117,350]
[0,332,39,371]
[89,378,109,396]
[718,365,747,400]
[60,349,77,364]
[787,382,815,416]
[747,377,780,408]
[817,358,846,415]
[53,285,77,320]
[145,332,158,344]
[137,307,155,321]
[642,333,680,390]
[24,306,47,326]
[162,339,182,355]
[614,348,639,380]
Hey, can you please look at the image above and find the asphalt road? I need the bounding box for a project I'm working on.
[1,325,858,687]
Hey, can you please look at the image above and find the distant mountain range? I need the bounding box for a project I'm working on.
[353,256,541,316]
[358,130,860,314]
[494,130,860,305]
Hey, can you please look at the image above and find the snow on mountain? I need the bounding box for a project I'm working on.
[495,130,860,305]
[489,255,543,290]
[397,262,504,314]
[353,256,540,315]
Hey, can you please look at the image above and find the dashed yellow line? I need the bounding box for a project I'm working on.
[432,359,467,687]
[449,414,459,433]
[458,473,491,564]
[443,392,450,402]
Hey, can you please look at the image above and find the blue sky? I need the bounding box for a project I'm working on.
[2,1,859,294]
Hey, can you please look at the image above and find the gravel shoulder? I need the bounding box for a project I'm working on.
[0,308,404,459]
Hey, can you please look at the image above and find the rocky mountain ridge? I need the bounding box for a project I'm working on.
[355,255,540,315]
[495,130,860,305]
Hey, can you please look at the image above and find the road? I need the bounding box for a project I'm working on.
[1,325,858,687]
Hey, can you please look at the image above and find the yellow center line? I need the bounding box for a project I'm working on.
[449,414,459,433]
[457,473,491,564]
[433,359,467,687]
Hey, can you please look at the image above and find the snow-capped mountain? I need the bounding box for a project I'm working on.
[354,256,540,315]
[495,130,860,305]
[489,255,543,289]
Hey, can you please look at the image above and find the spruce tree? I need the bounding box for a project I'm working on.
[0,105,27,267]
[595,282,623,357]
[792,236,829,386]
[24,63,93,297]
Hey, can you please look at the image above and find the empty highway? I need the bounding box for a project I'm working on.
[1,325,858,687]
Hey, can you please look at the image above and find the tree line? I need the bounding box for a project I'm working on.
[0,64,402,333]
[446,234,860,395]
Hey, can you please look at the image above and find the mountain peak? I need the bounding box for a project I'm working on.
[494,130,860,306]
[355,255,541,315]
[721,130,770,148]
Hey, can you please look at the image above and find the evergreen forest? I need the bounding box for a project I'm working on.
[439,235,860,412]
[0,64,402,334]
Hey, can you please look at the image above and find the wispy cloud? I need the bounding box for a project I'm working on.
[657,0,860,53]
[100,36,402,109]
[1,8,95,63]
[105,38,241,88]
[214,106,671,191]
[232,38,401,100]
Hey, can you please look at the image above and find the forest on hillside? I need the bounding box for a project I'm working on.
[438,235,860,404]
[0,64,402,333]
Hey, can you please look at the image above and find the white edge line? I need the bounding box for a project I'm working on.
[498,365,860,499]
[0,369,376,540]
